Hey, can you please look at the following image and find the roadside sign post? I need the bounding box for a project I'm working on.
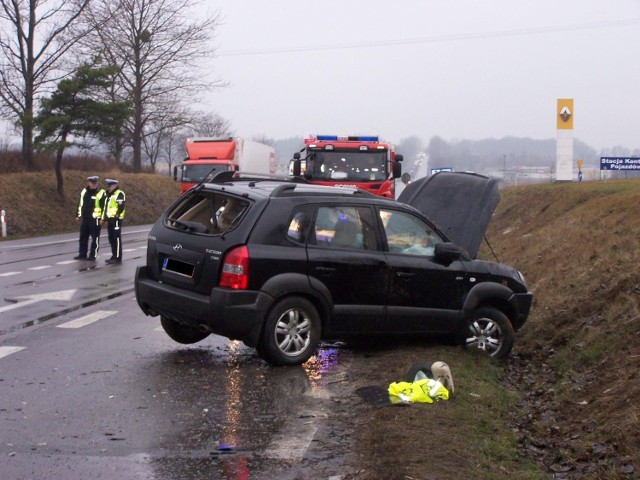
[577,160,583,182]
[1,210,6,237]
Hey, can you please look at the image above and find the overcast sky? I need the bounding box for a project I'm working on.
[201,0,640,151]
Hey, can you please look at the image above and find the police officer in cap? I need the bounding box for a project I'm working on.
[101,179,126,264]
[75,176,105,260]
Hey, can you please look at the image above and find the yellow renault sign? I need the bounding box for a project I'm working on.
[557,99,574,129]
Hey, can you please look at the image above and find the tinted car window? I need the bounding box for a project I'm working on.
[312,206,362,249]
[164,191,249,236]
[379,208,443,256]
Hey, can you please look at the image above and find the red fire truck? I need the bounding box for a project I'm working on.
[290,134,403,198]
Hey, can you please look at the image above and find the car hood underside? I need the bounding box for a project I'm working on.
[397,171,500,259]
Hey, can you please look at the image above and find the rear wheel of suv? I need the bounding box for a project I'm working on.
[259,297,321,366]
[460,306,514,359]
[160,316,210,344]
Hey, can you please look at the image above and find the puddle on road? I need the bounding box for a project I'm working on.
[139,341,353,479]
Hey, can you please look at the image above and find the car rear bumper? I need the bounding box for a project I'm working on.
[135,266,273,344]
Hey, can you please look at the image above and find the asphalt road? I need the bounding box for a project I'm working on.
[0,228,354,480]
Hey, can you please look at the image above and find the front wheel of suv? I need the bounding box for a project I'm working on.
[460,306,514,359]
[259,297,321,366]
[160,316,210,344]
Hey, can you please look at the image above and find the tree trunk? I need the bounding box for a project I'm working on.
[55,134,67,200]
[22,106,36,171]
[132,78,143,173]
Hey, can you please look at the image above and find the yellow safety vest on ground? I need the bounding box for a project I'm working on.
[388,379,450,403]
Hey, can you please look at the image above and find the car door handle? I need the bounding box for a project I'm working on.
[315,266,336,273]
[395,271,415,278]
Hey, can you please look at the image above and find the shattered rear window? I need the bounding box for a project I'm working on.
[164,191,250,236]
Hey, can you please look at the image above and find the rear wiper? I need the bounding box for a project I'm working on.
[219,207,247,239]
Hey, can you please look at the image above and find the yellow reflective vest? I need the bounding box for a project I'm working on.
[77,188,106,219]
[105,189,126,219]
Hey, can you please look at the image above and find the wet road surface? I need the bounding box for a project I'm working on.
[0,229,356,479]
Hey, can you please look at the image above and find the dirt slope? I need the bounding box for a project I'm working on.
[490,180,640,478]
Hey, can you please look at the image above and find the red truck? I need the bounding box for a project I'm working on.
[174,137,276,195]
[290,134,403,198]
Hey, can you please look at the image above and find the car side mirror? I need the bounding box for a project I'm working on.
[291,158,301,177]
[434,242,462,262]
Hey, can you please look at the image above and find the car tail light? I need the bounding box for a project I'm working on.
[220,245,249,289]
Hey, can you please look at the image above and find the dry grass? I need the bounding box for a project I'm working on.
[0,170,179,237]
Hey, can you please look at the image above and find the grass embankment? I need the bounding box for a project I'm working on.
[352,179,640,479]
[0,170,180,237]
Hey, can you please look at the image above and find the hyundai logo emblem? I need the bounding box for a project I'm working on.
[173,244,183,251]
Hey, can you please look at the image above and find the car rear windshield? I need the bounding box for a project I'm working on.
[164,190,250,236]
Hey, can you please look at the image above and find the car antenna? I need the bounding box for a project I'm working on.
[484,234,500,263]
[193,166,221,193]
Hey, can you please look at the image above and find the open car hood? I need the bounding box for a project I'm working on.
[397,172,500,258]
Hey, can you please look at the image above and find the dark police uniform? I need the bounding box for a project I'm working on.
[75,176,105,260]
[102,179,126,264]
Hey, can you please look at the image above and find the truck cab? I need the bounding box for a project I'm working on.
[290,134,403,198]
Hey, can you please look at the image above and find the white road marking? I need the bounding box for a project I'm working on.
[123,248,137,252]
[57,310,117,329]
[28,265,51,271]
[0,289,77,314]
[267,424,319,460]
[0,346,25,359]
[56,260,78,265]
[0,271,21,277]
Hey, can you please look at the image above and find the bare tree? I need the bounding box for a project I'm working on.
[156,110,231,176]
[0,0,92,170]
[86,0,225,173]
[160,127,187,176]
[188,111,232,138]
[142,97,194,172]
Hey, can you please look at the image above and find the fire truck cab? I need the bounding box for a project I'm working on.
[290,134,403,198]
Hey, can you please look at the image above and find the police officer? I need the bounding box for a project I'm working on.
[101,179,126,264]
[75,176,105,261]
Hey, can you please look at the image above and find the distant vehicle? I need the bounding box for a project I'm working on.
[289,134,403,198]
[135,171,532,366]
[174,137,276,195]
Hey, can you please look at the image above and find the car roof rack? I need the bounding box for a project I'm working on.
[269,183,377,198]
[209,171,310,185]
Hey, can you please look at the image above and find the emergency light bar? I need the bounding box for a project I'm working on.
[316,135,379,142]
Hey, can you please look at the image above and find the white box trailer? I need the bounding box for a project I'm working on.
[175,137,276,194]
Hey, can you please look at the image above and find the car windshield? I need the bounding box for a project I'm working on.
[165,190,249,236]
[305,150,387,181]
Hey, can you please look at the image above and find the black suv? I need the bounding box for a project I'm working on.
[135,172,532,366]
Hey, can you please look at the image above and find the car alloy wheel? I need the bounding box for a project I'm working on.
[260,296,320,366]
[462,306,514,359]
